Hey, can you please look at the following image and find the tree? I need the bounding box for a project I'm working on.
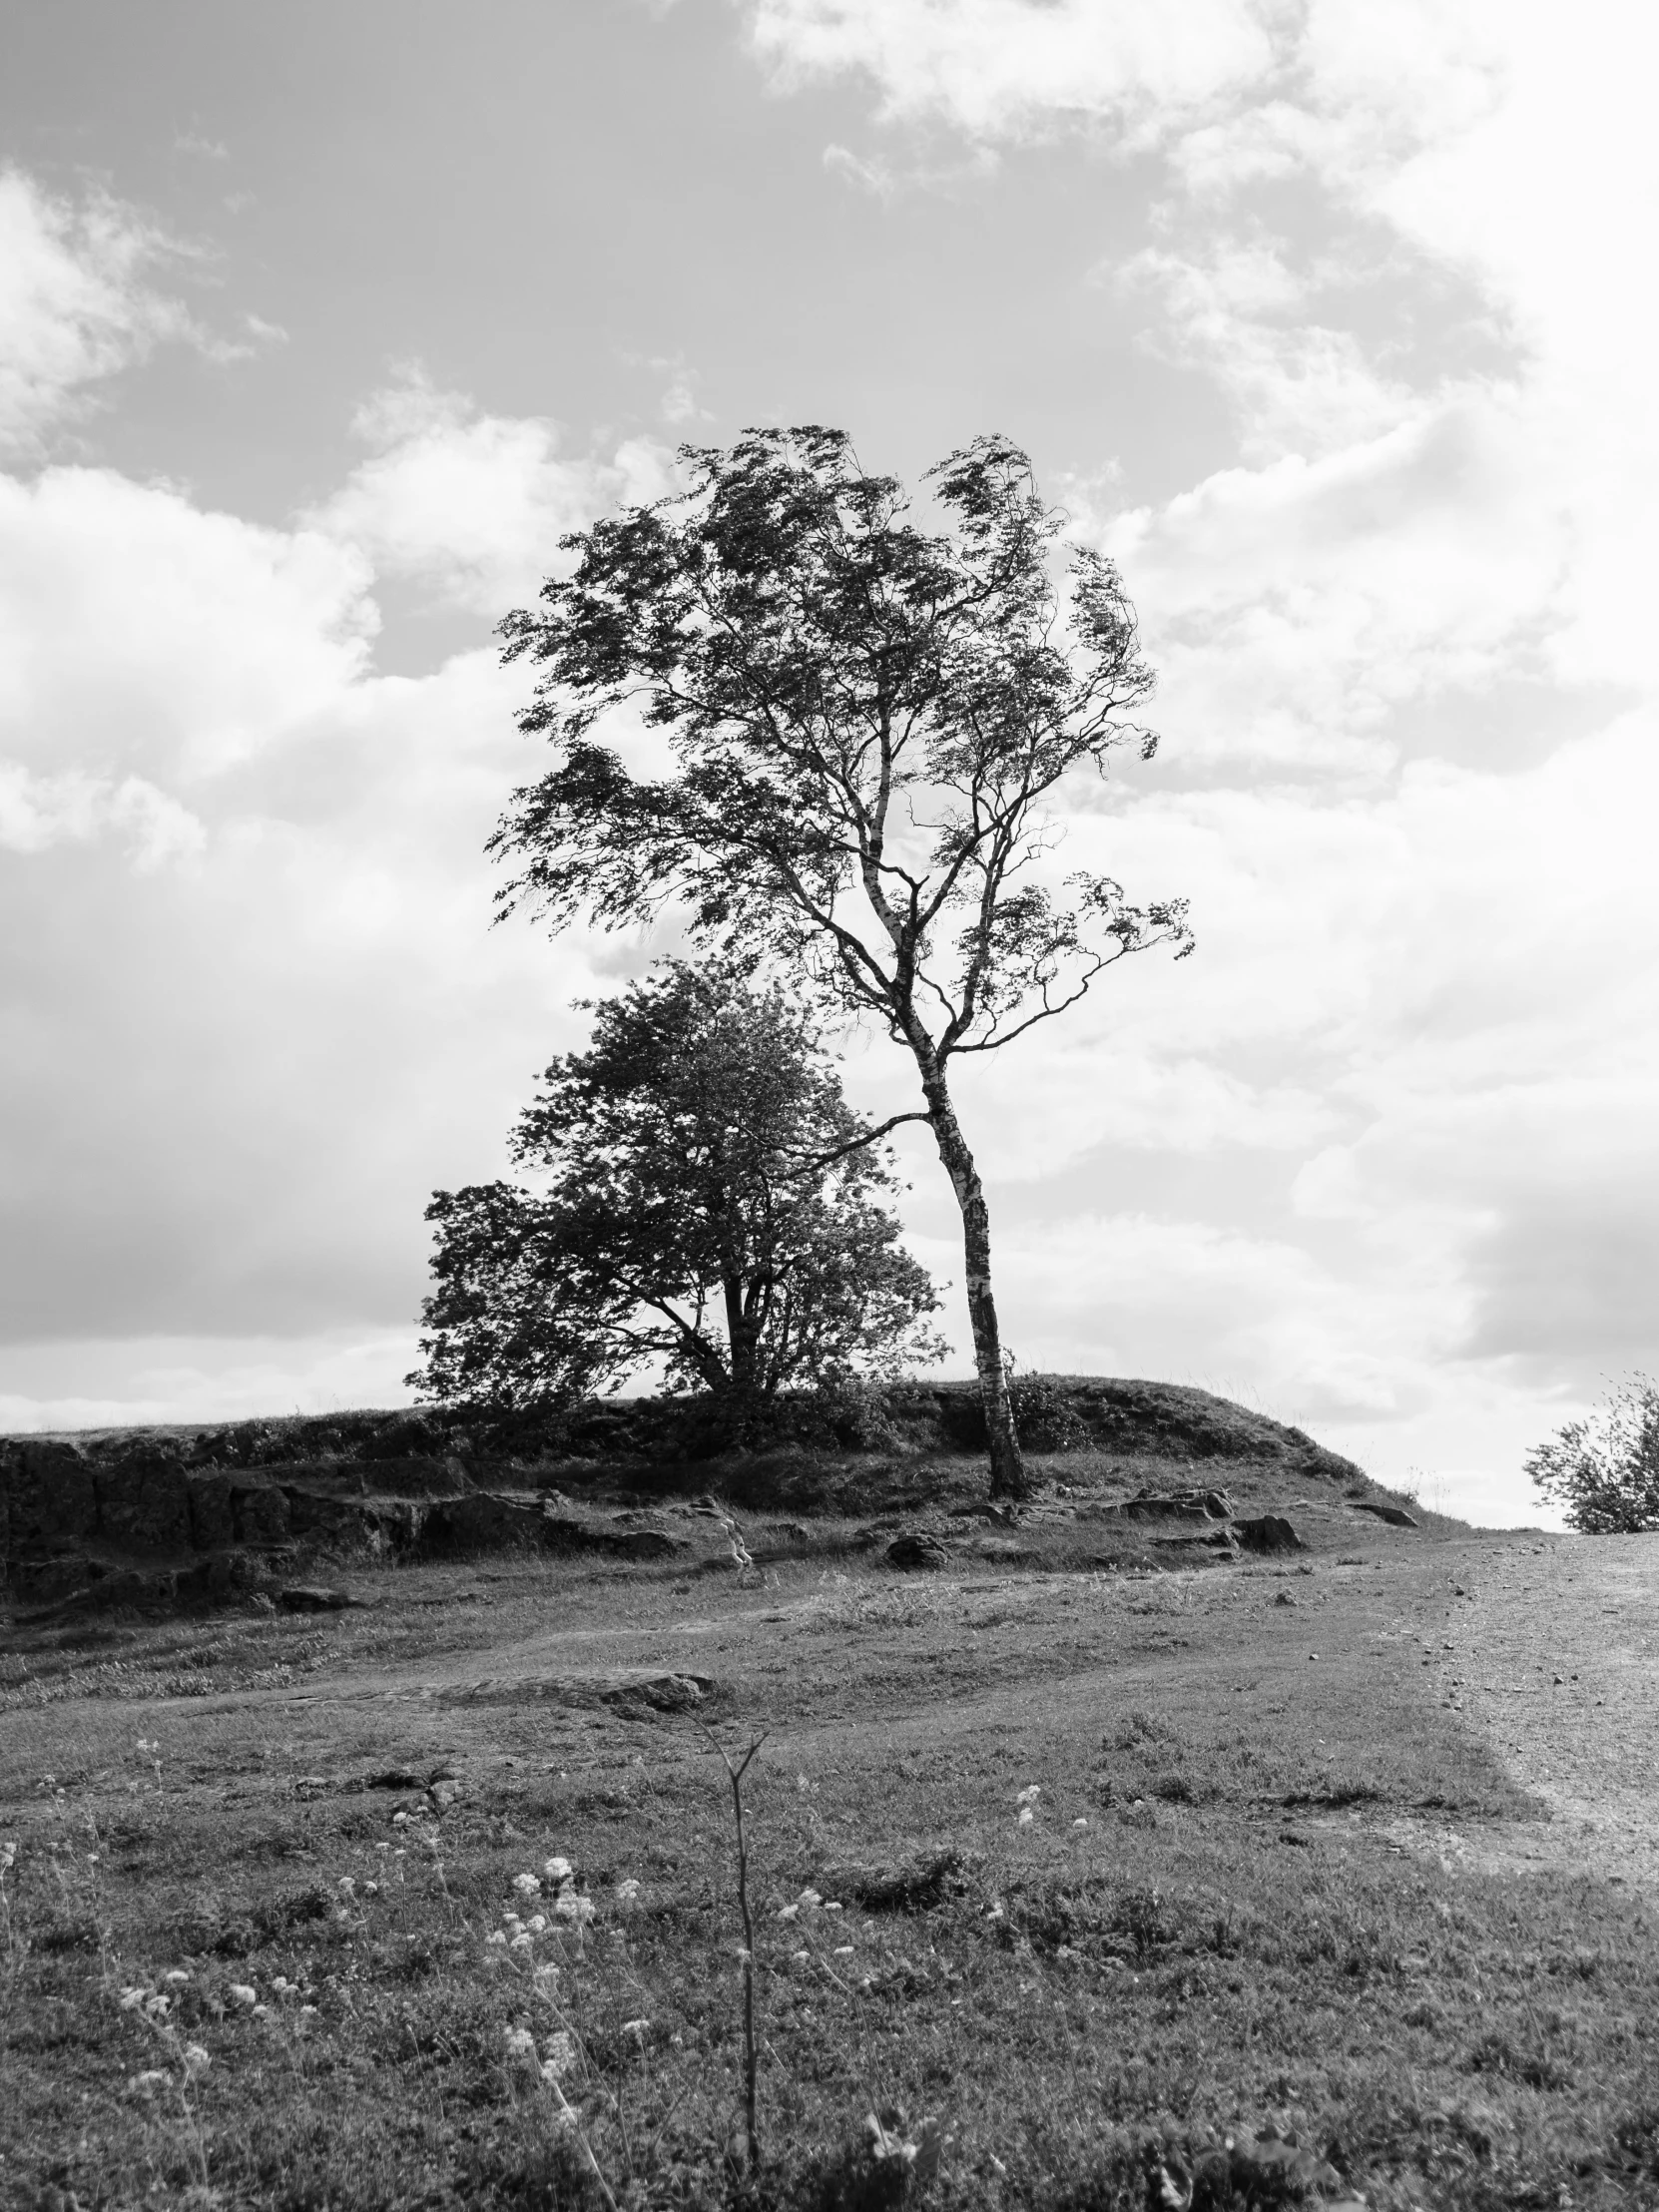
[1526,1375,1659,1533]
[491,427,1191,1496]
[408,960,944,1423]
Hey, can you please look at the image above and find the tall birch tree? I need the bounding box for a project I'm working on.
[491,428,1191,1496]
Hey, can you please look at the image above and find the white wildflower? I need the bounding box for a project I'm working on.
[833,1944,853,1956]
[621,2017,650,2041]
[513,1873,542,1898]
[511,1933,534,1953]
[253,2003,270,2017]
[229,1983,257,2009]
[526,1914,547,1933]
[336,1876,355,1898]
[132,2069,170,2095]
[299,2003,318,2017]
[542,1855,574,1884]
[144,1994,171,2019]
[0,1842,16,1873]
[1016,1784,1041,1806]
[532,1962,560,1995]
[614,1878,641,1905]
[164,1969,192,1986]
[391,1811,408,1827]
[1073,1818,1089,1829]
[553,1892,595,1924]
[485,1930,508,1948]
[824,1902,842,1914]
[777,1904,799,1922]
[119,1985,148,2011]
[540,2028,577,2079]
[797,1887,822,1911]
[504,2025,540,2068]
[363,1881,379,1897]
[183,2043,211,2072]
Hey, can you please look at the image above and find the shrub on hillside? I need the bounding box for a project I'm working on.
[1525,1375,1659,1533]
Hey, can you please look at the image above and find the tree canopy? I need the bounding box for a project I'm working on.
[491,428,1190,1492]
[408,961,943,1420]
[1526,1375,1659,1533]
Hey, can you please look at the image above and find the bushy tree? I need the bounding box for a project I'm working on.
[491,427,1190,1494]
[1526,1375,1659,1532]
[408,961,944,1422]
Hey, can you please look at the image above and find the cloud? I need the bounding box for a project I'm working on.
[0,170,200,453]
[309,365,675,614]
[747,0,1275,142]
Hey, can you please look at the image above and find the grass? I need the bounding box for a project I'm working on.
[2,1461,1655,2210]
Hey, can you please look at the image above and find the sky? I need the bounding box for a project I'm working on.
[2,0,1655,1525]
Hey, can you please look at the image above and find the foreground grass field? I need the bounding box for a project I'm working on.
[3,1477,1657,2211]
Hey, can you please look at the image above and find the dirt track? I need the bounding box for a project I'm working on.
[1408,1532,1659,1885]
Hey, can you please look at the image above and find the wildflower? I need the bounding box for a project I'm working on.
[132,2069,170,2095]
[541,2029,576,2079]
[526,1914,547,1933]
[553,1891,595,1925]
[0,1843,16,1873]
[119,1985,148,2011]
[792,1948,810,1963]
[145,1994,171,2019]
[542,1855,574,1884]
[825,1902,842,1914]
[621,2017,650,2041]
[777,1904,799,1923]
[614,1878,641,1905]
[797,1887,823,1911]
[363,1881,379,1897]
[1018,1807,1033,1827]
[513,1873,542,1898]
[336,1875,356,1898]
[511,1933,534,1953]
[183,2043,211,2072]
[833,1944,853,1956]
[391,1811,408,1827]
[298,2003,318,2017]
[253,2003,270,2018]
[1016,1784,1041,1806]
[164,1969,192,1986]
[228,1983,257,2009]
[1073,1818,1089,1830]
[485,1930,508,1948]
[532,1963,560,1995]
[505,2025,540,2070]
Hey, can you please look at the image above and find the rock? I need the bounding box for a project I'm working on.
[421,1491,546,1552]
[2,1440,98,1555]
[1115,1488,1235,1524]
[1352,1500,1418,1528]
[427,1778,463,1811]
[886,1531,950,1570]
[540,1510,682,1560]
[232,1484,292,1545]
[598,1671,709,1714]
[365,1769,424,1791]
[1235,1513,1305,1554]
[186,1471,236,1550]
[276,1584,362,1612]
[92,1455,194,1554]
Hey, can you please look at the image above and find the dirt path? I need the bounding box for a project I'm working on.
[1407,1533,1659,1885]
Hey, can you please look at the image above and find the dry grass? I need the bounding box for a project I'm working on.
[2,1487,1656,2211]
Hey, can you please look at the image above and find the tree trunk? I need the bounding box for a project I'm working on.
[919,1066,1028,1500]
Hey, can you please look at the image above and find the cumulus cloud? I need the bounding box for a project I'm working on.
[309,365,674,613]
